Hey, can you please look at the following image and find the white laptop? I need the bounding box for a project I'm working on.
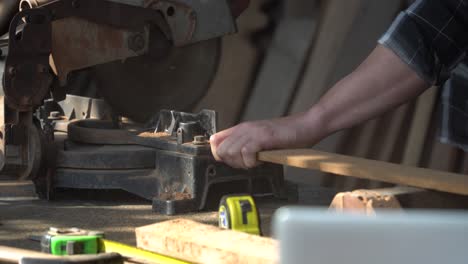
[272,207,468,264]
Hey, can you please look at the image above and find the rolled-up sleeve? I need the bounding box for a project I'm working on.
[378,0,468,85]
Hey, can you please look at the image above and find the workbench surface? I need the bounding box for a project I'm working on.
[0,178,336,251]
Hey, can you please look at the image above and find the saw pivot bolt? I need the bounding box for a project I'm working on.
[193,135,207,145]
[128,33,146,52]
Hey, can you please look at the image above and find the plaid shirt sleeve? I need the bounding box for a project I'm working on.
[378,0,468,85]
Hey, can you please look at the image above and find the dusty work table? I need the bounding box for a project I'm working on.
[0,179,336,251]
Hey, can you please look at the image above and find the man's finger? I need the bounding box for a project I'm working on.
[241,143,261,169]
[216,134,250,169]
[210,127,236,161]
[210,126,236,147]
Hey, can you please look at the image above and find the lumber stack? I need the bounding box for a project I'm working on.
[194,0,270,129]
[136,219,278,264]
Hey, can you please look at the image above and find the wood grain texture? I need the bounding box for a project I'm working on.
[0,96,4,170]
[289,0,363,114]
[136,219,278,264]
[330,186,468,210]
[285,0,363,188]
[402,87,438,166]
[194,1,269,129]
[329,187,417,215]
[258,149,468,195]
[242,18,316,121]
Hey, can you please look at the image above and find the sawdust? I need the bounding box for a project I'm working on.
[138,131,171,138]
[159,191,192,201]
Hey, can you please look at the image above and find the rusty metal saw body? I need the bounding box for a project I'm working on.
[91,28,222,122]
[4,0,237,117]
[0,0,290,216]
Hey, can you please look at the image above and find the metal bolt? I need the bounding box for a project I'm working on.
[166,6,175,17]
[189,11,196,20]
[206,165,216,177]
[8,66,16,76]
[19,97,32,106]
[37,64,47,73]
[193,135,207,145]
[48,111,62,120]
[128,33,146,52]
[71,0,80,8]
[49,111,60,118]
[177,128,184,145]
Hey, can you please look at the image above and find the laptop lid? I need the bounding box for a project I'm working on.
[273,207,468,264]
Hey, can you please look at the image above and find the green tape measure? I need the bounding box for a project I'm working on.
[40,228,104,255]
[36,228,189,264]
[218,194,261,235]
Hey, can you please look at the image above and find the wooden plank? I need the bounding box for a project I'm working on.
[0,96,4,170]
[340,119,380,190]
[329,185,468,213]
[194,1,270,129]
[365,104,415,189]
[242,18,317,121]
[284,0,318,17]
[329,187,423,215]
[241,0,319,122]
[0,180,37,198]
[0,0,19,36]
[288,0,363,114]
[460,152,468,174]
[402,87,438,166]
[374,104,413,162]
[330,185,468,212]
[286,0,362,186]
[418,101,461,172]
[426,134,460,172]
[258,149,468,195]
[136,219,278,264]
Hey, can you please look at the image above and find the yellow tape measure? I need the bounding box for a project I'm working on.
[218,194,261,235]
[99,238,189,264]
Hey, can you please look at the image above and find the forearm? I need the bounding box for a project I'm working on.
[291,44,430,146]
[211,45,431,168]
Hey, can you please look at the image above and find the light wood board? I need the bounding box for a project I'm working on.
[259,149,468,195]
[136,219,278,264]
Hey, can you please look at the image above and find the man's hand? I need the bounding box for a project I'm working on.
[210,120,277,169]
[210,111,326,169]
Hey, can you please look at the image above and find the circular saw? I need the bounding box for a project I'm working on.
[0,1,289,216]
[4,0,250,120]
[0,0,249,178]
[91,26,221,123]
